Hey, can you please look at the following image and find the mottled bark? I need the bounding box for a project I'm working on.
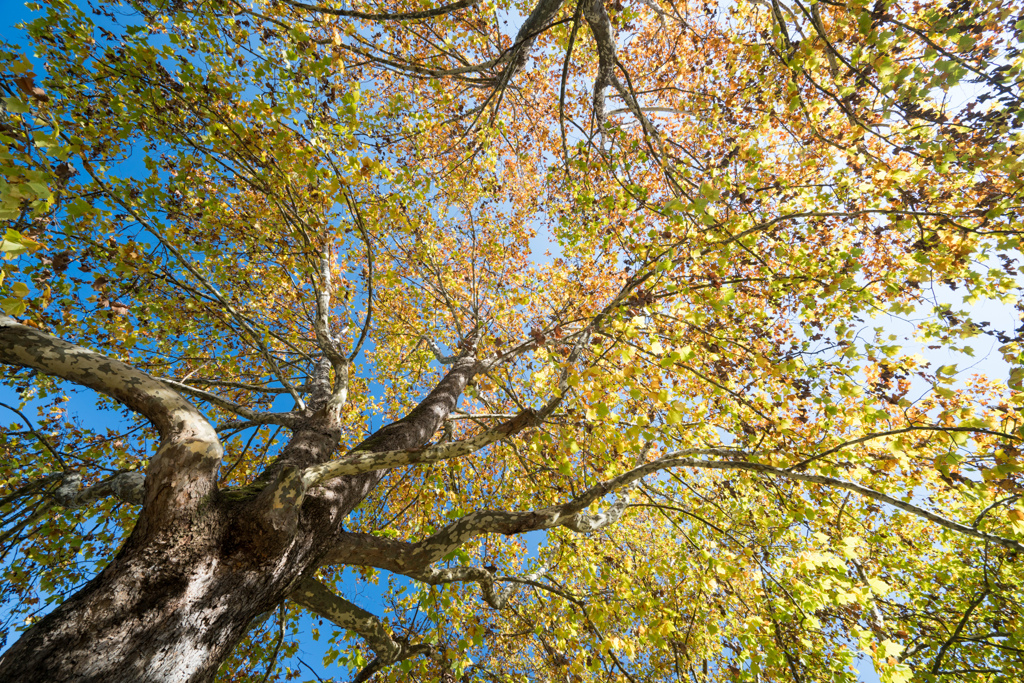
[500,0,566,83]
[0,316,222,536]
[0,426,355,683]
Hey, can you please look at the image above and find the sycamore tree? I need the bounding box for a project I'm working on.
[2,0,1024,680]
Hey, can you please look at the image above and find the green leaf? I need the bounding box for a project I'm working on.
[1,298,27,315]
[3,96,30,114]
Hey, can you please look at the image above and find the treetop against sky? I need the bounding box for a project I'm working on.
[2,0,1024,681]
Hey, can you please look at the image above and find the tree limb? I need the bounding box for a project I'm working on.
[0,316,222,529]
[52,470,146,508]
[281,0,480,22]
[301,407,540,488]
[289,576,429,679]
[406,564,552,609]
[159,377,301,427]
[326,445,1024,576]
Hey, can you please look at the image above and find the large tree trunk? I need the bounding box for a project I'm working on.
[0,348,477,682]
[0,430,370,682]
[0,523,269,682]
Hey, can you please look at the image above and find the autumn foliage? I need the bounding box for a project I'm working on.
[2,0,1024,681]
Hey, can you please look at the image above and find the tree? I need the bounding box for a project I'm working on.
[1,0,1023,680]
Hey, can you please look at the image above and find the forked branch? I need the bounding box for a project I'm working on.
[326,446,1023,582]
[301,407,540,488]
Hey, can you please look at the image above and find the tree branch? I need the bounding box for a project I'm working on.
[0,316,222,528]
[658,453,1024,553]
[322,450,646,573]
[52,470,146,508]
[301,407,540,488]
[407,564,552,609]
[165,377,294,394]
[289,576,429,679]
[80,160,308,411]
[281,0,480,22]
[313,247,349,372]
[159,377,301,427]
[344,190,375,365]
[326,445,1024,577]
[0,401,66,468]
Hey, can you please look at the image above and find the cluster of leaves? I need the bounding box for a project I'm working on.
[2,0,1024,681]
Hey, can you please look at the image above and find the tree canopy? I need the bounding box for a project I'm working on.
[2,0,1024,681]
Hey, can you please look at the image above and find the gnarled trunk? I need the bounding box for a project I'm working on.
[0,346,479,681]
[0,526,263,682]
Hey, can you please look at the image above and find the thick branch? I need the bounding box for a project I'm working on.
[1,317,205,438]
[253,353,482,529]
[289,576,429,679]
[322,459,646,573]
[488,0,566,89]
[583,0,616,128]
[52,471,146,508]
[282,0,479,21]
[356,355,479,453]
[425,337,460,364]
[302,407,539,487]
[0,316,221,526]
[312,246,353,420]
[321,533,548,609]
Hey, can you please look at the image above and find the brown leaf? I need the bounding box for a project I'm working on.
[13,75,35,96]
[12,75,47,103]
[51,251,72,273]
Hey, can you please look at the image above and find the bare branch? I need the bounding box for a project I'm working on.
[281,0,480,22]
[166,377,294,394]
[159,377,301,427]
[79,160,308,411]
[492,0,567,88]
[0,400,66,468]
[345,198,375,364]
